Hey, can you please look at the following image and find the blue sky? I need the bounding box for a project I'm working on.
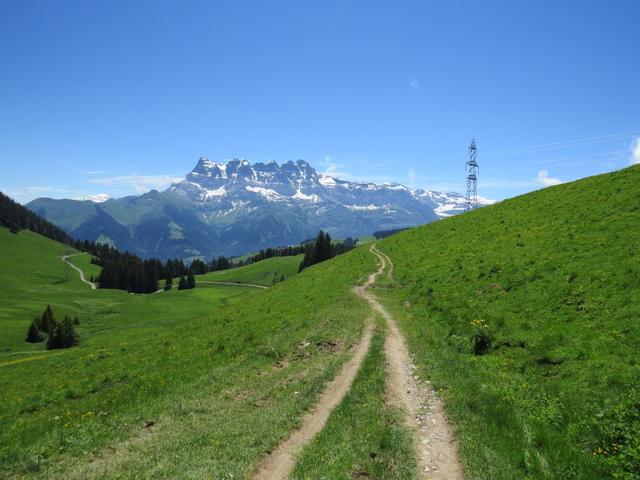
[1,0,639,203]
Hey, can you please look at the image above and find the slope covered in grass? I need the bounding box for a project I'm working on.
[0,227,394,478]
[195,254,303,286]
[376,165,640,479]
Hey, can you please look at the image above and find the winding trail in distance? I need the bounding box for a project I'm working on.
[61,253,96,289]
[368,244,463,479]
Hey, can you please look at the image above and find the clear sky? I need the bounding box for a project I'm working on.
[1,0,639,203]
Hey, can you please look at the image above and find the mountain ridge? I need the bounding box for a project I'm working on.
[27,158,491,260]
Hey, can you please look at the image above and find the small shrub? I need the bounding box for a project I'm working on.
[472,328,492,355]
[447,334,468,353]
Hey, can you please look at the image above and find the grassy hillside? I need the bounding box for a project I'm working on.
[0,226,413,478]
[194,254,303,286]
[376,165,640,479]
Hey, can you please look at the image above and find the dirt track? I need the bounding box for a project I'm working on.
[251,243,463,479]
[368,244,463,479]
[249,246,393,480]
[61,253,96,289]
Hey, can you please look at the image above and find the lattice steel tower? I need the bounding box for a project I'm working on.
[465,139,479,212]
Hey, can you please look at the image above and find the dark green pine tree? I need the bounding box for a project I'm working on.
[299,230,334,271]
[178,275,187,290]
[47,315,79,350]
[165,270,173,290]
[319,231,333,262]
[26,319,44,343]
[186,271,196,289]
[38,305,56,335]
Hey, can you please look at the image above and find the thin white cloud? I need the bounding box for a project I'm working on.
[60,162,111,176]
[88,174,183,193]
[630,137,640,165]
[536,170,562,187]
[487,131,639,157]
[409,78,419,91]
[319,156,351,179]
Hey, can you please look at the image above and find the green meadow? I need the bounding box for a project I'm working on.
[194,253,303,286]
[0,226,394,479]
[376,165,640,479]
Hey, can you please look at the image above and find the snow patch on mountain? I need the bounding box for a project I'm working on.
[77,193,111,203]
[318,174,337,186]
[203,186,226,198]
[246,186,283,201]
[292,190,321,202]
[346,204,381,211]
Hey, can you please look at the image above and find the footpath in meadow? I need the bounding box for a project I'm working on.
[252,244,463,479]
[368,245,463,479]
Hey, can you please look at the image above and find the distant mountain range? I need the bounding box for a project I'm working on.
[27,158,491,260]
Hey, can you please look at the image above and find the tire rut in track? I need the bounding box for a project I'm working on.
[250,253,389,480]
[366,244,463,479]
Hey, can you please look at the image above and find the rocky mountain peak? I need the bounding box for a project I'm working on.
[184,158,320,191]
[27,156,492,260]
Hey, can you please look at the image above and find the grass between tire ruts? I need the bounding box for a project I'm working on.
[291,317,417,479]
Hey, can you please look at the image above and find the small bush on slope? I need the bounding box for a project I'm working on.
[377,165,640,479]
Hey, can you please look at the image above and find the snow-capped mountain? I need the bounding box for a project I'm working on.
[171,157,485,219]
[27,158,491,260]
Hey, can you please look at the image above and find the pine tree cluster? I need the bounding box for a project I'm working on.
[97,254,163,294]
[26,305,79,349]
[178,271,196,290]
[210,255,233,271]
[241,244,307,265]
[298,231,357,271]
